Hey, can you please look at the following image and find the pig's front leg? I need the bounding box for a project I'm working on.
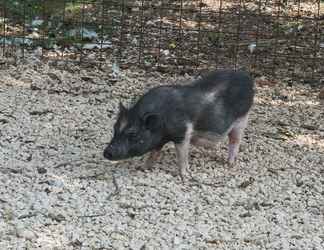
[228,114,248,165]
[175,143,190,182]
[144,149,161,169]
[175,123,193,181]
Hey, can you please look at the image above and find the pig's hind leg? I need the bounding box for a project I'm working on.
[227,114,249,165]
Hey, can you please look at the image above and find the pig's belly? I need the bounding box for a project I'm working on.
[191,130,227,148]
[191,115,245,148]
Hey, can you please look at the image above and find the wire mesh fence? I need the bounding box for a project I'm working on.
[0,0,323,84]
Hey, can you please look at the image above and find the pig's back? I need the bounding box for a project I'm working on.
[189,70,254,135]
[191,70,253,96]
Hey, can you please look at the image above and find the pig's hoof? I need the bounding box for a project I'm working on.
[179,170,192,184]
[143,163,153,170]
[227,158,236,167]
[180,175,187,184]
[138,160,156,172]
[137,165,152,172]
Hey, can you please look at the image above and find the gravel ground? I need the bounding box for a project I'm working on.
[0,59,323,250]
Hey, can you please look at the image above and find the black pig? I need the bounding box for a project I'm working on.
[104,70,255,180]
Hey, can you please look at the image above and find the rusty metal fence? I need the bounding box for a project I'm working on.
[0,0,323,84]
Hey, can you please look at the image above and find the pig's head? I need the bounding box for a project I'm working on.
[103,102,165,161]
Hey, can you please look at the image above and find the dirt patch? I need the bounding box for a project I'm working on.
[0,59,323,249]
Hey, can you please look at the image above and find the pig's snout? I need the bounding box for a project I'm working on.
[104,142,128,160]
[103,144,117,160]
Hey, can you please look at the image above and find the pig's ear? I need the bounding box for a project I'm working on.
[144,113,162,131]
[118,101,128,115]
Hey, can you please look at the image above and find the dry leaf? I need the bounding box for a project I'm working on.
[319,87,324,100]
[255,76,278,87]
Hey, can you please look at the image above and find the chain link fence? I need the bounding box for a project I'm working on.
[0,0,323,84]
